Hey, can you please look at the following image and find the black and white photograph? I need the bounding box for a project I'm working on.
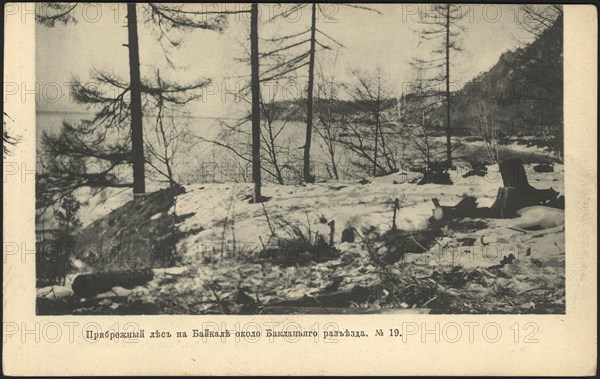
[32,3,567,315]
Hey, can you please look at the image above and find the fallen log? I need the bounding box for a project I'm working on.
[430,196,488,222]
[489,159,563,218]
[71,269,154,298]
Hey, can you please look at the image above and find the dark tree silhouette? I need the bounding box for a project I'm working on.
[250,3,262,203]
[127,3,146,194]
[35,3,229,205]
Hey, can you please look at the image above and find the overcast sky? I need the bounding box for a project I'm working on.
[36,3,536,117]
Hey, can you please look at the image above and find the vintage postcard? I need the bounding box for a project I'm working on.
[3,2,597,376]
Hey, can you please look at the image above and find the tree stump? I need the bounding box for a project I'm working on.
[341,228,355,243]
[499,158,531,188]
[392,198,400,229]
[328,220,335,245]
[489,187,517,218]
[489,159,561,218]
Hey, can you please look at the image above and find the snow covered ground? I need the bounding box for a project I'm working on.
[127,161,565,314]
[172,163,563,265]
[37,142,566,314]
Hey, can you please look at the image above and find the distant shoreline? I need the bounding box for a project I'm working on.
[36,109,240,121]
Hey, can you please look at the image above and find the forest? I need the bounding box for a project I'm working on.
[31,3,565,315]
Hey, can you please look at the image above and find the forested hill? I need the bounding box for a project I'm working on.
[444,14,563,137]
[269,14,562,142]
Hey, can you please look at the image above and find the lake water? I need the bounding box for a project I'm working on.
[35,110,341,184]
[36,110,229,142]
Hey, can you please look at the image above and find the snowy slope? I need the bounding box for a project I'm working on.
[174,163,563,264]
[38,160,565,314]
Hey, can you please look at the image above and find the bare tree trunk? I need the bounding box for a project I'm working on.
[328,141,339,180]
[373,79,382,176]
[266,120,285,185]
[250,3,262,203]
[373,116,379,177]
[303,2,317,183]
[444,4,452,167]
[127,3,145,195]
[155,69,176,189]
[422,110,431,167]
